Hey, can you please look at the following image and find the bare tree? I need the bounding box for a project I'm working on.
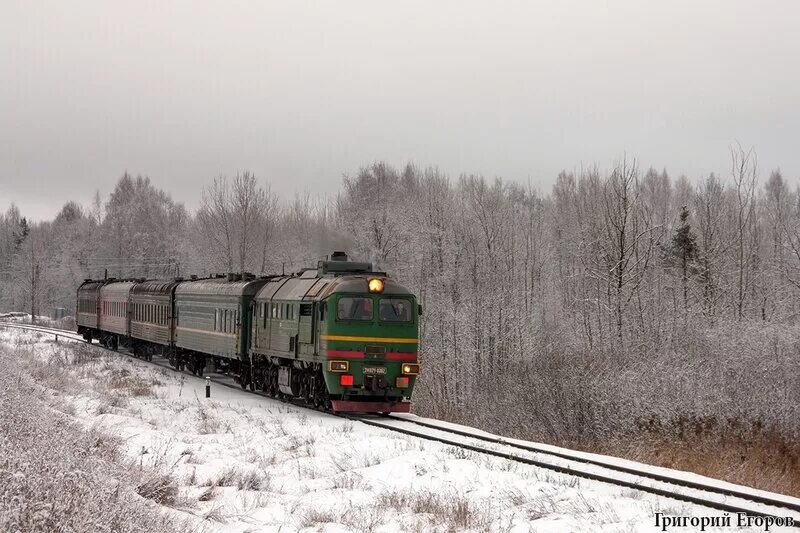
[730,143,758,319]
[197,176,235,272]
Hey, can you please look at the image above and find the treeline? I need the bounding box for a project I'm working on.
[2,151,799,493]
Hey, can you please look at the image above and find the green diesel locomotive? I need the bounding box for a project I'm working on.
[247,251,419,413]
[76,252,420,413]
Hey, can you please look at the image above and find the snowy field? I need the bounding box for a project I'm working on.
[0,329,787,532]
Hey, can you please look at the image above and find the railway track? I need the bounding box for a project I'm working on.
[3,321,800,526]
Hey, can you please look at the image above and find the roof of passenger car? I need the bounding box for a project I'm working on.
[131,279,182,296]
[175,278,269,297]
[100,281,137,297]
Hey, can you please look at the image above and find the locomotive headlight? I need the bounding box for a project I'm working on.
[368,278,385,293]
[401,363,420,375]
[328,361,349,372]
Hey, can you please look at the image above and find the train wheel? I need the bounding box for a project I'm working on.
[269,368,279,397]
[239,366,249,389]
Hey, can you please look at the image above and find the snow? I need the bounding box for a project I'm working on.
[391,414,800,510]
[2,328,796,532]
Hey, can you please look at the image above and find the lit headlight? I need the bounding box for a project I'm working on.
[368,278,385,293]
[401,363,420,375]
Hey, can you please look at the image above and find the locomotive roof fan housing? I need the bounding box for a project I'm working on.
[318,251,374,275]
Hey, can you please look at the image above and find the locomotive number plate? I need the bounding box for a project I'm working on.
[362,367,387,375]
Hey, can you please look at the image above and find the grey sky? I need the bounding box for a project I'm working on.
[2,0,799,221]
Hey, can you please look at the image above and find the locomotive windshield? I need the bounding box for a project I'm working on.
[379,298,412,322]
[337,297,373,320]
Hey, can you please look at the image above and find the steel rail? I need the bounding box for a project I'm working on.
[385,415,800,514]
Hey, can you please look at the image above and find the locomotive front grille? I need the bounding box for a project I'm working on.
[365,345,386,356]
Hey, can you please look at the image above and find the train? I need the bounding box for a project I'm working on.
[76,252,420,413]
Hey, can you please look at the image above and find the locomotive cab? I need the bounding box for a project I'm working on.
[319,274,420,413]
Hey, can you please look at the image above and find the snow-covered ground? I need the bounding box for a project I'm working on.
[1,329,793,532]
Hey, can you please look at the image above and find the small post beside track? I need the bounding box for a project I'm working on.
[205,376,211,398]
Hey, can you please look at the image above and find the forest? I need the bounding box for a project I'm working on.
[1,146,798,495]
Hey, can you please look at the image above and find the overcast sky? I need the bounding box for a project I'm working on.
[2,0,799,221]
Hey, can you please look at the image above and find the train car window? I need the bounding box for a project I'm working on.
[271,303,277,319]
[379,299,413,322]
[337,298,373,321]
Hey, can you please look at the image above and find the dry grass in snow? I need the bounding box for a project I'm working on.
[0,330,757,532]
